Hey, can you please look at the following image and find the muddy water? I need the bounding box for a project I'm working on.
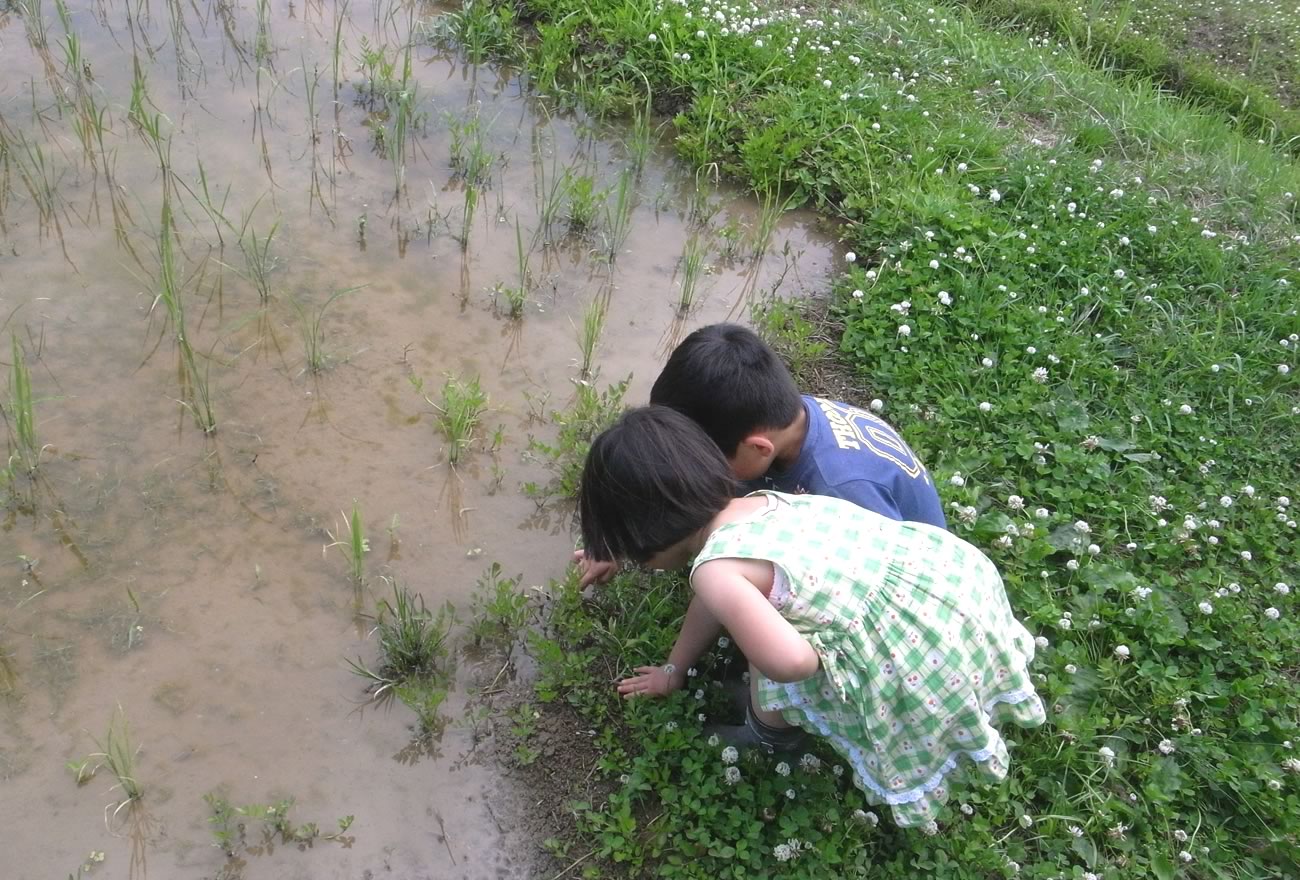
[0,1,836,876]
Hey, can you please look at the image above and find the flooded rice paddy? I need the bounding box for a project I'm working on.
[0,0,836,876]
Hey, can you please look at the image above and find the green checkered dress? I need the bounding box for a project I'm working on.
[692,492,1046,828]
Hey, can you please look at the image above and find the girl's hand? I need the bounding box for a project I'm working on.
[572,549,620,589]
[616,664,686,699]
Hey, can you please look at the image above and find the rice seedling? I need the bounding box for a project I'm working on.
[431,374,487,465]
[254,0,273,65]
[326,500,368,584]
[565,171,600,234]
[459,182,478,249]
[676,234,707,314]
[331,0,349,96]
[533,150,568,246]
[385,81,423,194]
[237,213,279,303]
[626,96,655,176]
[447,111,495,188]
[494,219,530,318]
[127,55,150,129]
[751,186,796,258]
[86,705,143,809]
[290,285,360,374]
[153,196,217,434]
[600,168,635,262]
[9,131,62,228]
[7,334,41,474]
[574,295,607,379]
[17,0,50,50]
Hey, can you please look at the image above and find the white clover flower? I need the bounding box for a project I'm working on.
[721,746,739,764]
[1132,586,1153,600]
[724,765,741,785]
[989,189,1002,203]
[1007,495,1025,510]
[1243,485,1256,496]
[696,29,707,38]
[832,764,843,777]
[897,324,911,337]
[1265,607,1281,620]
[1280,364,1291,375]
[979,401,993,413]
[1219,495,1233,508]
[994,535,1013,549]
[1035,507,1050,519]
[1283,758,1300,774]
[1087,543,1101,556]
[1098,746,1116,767]
[1068,825,1084,837]
[1179,404,1193,415]
[844,251,857,263]
[1241,550,1253,561]
[1174,829,1188,842]
[800,753,821,771]
[1198,601,1214,614]
[776,761,791,776]
[1066,559,1080,571]
[648,32,658,41]
[1032,366,1049,383]
[1158,739,1176,755]
[1058,617,1072,629]
[774,843,793,862]
[922,820,939,835]
[1034,635,1049,649]
[1018,814,1033,829]
[1074,520,1091,534]
[785,788,796,799]
[1114,644,1131,659]
[1114,268,1126,279]
[718,636,730,648]
[1276,583,1291,595]
[1268,779,1282,791]
[1179,851,1193,863]
[851,288,865,300]
[1064,663,1078,674]
[981,356,994,368]
[959,803,973,815]
[707,734,721,747]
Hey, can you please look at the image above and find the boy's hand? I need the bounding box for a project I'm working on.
[616,664,686,699]
[572,549,619,588]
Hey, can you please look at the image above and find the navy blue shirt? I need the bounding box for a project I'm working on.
[746,396,947,529]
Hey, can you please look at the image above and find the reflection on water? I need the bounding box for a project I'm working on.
[0,0,836,876]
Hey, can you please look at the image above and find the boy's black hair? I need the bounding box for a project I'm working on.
[579,406,737,564]
[649,323,802,456]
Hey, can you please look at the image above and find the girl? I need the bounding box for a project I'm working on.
[578,406,1046,829]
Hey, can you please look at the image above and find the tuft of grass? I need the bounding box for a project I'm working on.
[290,286,361,374]
[574,295,607,379]
[326,500,368,584]
[468,562,529,650]
[676,234,707,314]
[564,171,600,234]
[600,168,635,262]
[7,334,40,474]
[433,375,488,465]
[494,219,530,318]
[86,705,142,808]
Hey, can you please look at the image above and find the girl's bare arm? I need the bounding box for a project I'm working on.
[691,559,820,683]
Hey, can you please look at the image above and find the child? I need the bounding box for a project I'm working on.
[579,406,1046,829]
[575,323,944,588]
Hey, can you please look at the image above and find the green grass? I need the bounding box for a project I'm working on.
[575,294,607,379]
[456,0,1300,875]
[85,706,142,809]
[290,286,360,374]
[7,334,40,473]
[327,500,368,584]
[433,374,488,465]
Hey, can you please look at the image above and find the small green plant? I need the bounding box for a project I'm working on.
[7,334,41,473]
[564,171,600,233]
[348,580,455,737]
[676,234,707,314]
[509,702,541,766]
[429,374,488,465]
[355,36,399,108]
[290,286,360,374]
[427,0,521,61]
[526,377,629,502]
[574,295,607,379]
[750,187,796,258]
[237,214,279,303]
[447,111,496,188]
[326,500,368,584]
[85,705,142,812]
[494,219,530,318]
[459,183,478,249]
[204,790,354,859]
[468,563,529,649]
[600,168,635,262]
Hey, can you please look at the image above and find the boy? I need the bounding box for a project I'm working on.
[576,323,944,587]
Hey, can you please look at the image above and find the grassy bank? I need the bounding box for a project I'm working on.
[955,0,1300,149]
[450,0,1300,876]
